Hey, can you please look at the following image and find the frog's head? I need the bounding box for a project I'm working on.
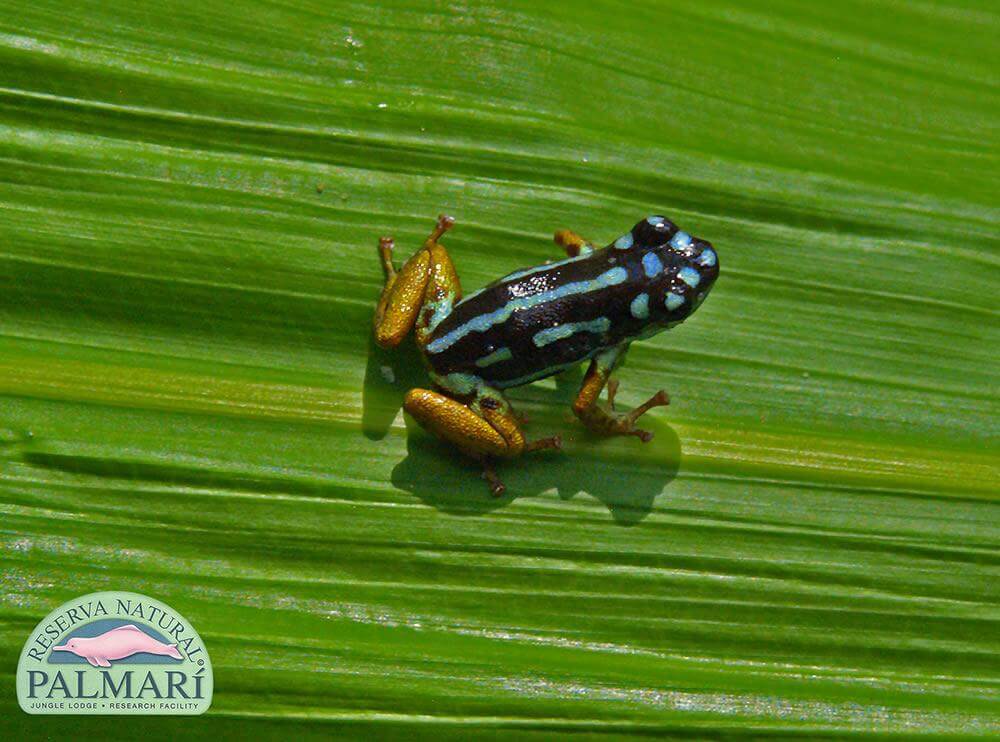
[618,215,720,322]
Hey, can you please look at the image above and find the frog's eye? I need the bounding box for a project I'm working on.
[639,215,676,242]
[625,215,677,249]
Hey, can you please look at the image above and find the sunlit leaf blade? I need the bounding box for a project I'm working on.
[1,0,998,737]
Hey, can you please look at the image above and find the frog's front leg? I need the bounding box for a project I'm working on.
[572,345,670,442]
[404,385,561,495]
[374,214,461,349]
[553,228,596,257]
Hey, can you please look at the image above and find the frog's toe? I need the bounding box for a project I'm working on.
[624,390,670,425]
[428,214,455,241]
[629,428,654,443]
[609,390,669,442]
[647,390,670,408]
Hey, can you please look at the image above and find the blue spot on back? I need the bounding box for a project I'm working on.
[665,292,685,311]
[630,293,649,319]
[614,233,633,250]
[697,248,717,268]
[670,231,692,250]
[678,266,701,288]
[641,252,663,278]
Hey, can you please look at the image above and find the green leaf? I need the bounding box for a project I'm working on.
[2,0,997,737]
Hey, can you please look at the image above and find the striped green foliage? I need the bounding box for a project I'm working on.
[1,1,997,737]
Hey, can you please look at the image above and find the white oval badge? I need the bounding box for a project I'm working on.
[16,591,212,715]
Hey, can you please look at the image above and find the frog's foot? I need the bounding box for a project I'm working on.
[576,390,669,442]
[611,390,670,442]
[554,229,595,257]
[573,355,670,442]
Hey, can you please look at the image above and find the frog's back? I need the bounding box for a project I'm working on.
[423,248,631,387]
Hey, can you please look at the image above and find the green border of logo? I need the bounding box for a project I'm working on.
[16,591,213,715]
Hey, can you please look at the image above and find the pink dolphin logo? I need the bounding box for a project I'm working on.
[52,624,183,667]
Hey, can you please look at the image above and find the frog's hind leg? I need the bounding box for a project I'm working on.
[403,385,561,495]
[554,228,597,257]
[374,214,461,349]
[572,344,670,442]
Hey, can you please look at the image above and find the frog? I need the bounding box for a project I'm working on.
[373,214,719,495]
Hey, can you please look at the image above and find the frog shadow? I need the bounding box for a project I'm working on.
[361,333,428,440]
[391,422,679,525]
[364,347,681,525]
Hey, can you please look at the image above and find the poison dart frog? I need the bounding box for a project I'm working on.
[373,214,719,495]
